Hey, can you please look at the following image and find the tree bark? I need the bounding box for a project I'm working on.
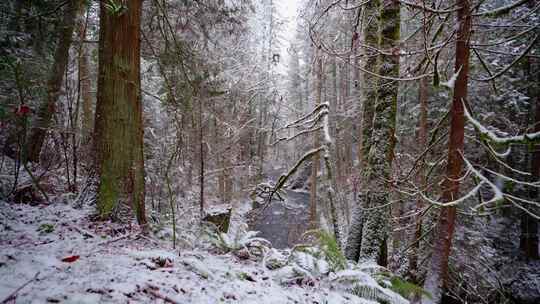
[358,0,400,265]
[95,0,147,227]
[409,76,429,293]
[346,0,400,264]
[422,0,471,302]
[520,56,539,260]
[199,95,205,216]
[77,3,93,146]
[26,0,80,162]
[345,0,379,262]
[309,48,323,228]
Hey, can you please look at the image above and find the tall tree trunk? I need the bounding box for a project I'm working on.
[422,0,471,302]
[409,76,429,292]
[335,59,343,183]
[199,96,205,216]
[341,49,352,179]
[26,0,80,162]
[358,0,400,265]
[77,3,93,146]
[309,48,323,228]
[345,1,379,261]
[95,0,147,227]
[520,56,539,260]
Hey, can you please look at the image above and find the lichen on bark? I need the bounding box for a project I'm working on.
[346,0,400,265]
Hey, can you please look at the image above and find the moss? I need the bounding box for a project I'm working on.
[37,223,55,234]
[356,0,400,264]
[95,1,146,226]
[97,171,119,218]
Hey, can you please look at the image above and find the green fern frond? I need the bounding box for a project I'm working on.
[206,224,270,255]
[104,0,127,16]
[351,284,389,303]
[351,283,409,304]
[389,276,432,300]
[302,229,347,271]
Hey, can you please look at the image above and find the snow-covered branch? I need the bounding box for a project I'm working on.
[473,0,531,17]
[464,99,540,145]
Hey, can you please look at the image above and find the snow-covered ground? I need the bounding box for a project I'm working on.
[0,200,405,303]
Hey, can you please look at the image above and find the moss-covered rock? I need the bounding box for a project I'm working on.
[203,207,231,233]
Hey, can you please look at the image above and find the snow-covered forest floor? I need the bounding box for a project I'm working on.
[0,199,408,304]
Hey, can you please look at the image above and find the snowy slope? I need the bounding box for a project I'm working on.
[0,201,397,303]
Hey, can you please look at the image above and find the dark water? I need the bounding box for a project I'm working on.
[249,189,311,249]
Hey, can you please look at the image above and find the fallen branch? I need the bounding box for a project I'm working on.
[1,271,40,303]
[68,224,96,239]
[250,147,324,219]
[96,234,131,246]
[143,284,181,304]
[136,233,160,246]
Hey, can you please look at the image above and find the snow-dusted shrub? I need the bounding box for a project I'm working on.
[306,229,347,271]
[272,230,345,283]
[262,248,288,270]
[207,223,271,257]
[275,230,416,303]
[329,268,408,304]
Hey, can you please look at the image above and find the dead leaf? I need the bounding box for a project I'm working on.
[61,255,80,263]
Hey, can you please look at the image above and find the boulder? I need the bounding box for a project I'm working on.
[203,206,231,233]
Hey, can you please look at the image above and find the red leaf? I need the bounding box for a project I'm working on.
[61,255,80,263]
[15,105,31,116]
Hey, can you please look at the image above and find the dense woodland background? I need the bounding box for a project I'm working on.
[0,0,539,303]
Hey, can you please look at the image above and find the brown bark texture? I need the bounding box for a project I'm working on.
[422,0,471,302]
[95,0,147,227]
[26,0,81,162]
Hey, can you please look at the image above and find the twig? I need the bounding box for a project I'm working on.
[143,285,181,304]
[1,271,40,303]
[68,224,96,239]
[96,234,131,246]
[136,234,160,246]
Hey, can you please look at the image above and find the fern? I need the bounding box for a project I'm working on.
[37,223,55,234]
[331,269,409,304]
[291,251,330,277]
[351,284,391,303]
[388,276,432,300]
[207,223,271,255]
[302,229,347,272]
[104,0,127,16]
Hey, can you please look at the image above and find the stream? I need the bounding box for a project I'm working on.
[249,189,311,249]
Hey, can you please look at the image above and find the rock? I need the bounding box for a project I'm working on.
[203,207,231,233]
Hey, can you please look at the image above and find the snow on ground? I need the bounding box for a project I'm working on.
[0,201,376,303]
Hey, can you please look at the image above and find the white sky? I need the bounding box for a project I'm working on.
[274,0,301,75]
[276,0,300,22]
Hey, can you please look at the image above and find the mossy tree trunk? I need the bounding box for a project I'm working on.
[345,0,379,262]
[346,0,400,265]
[95,0,147,227]
[358,0,400,265]
[309,48,323,228]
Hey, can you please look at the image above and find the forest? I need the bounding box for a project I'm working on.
[0,0,538,303]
